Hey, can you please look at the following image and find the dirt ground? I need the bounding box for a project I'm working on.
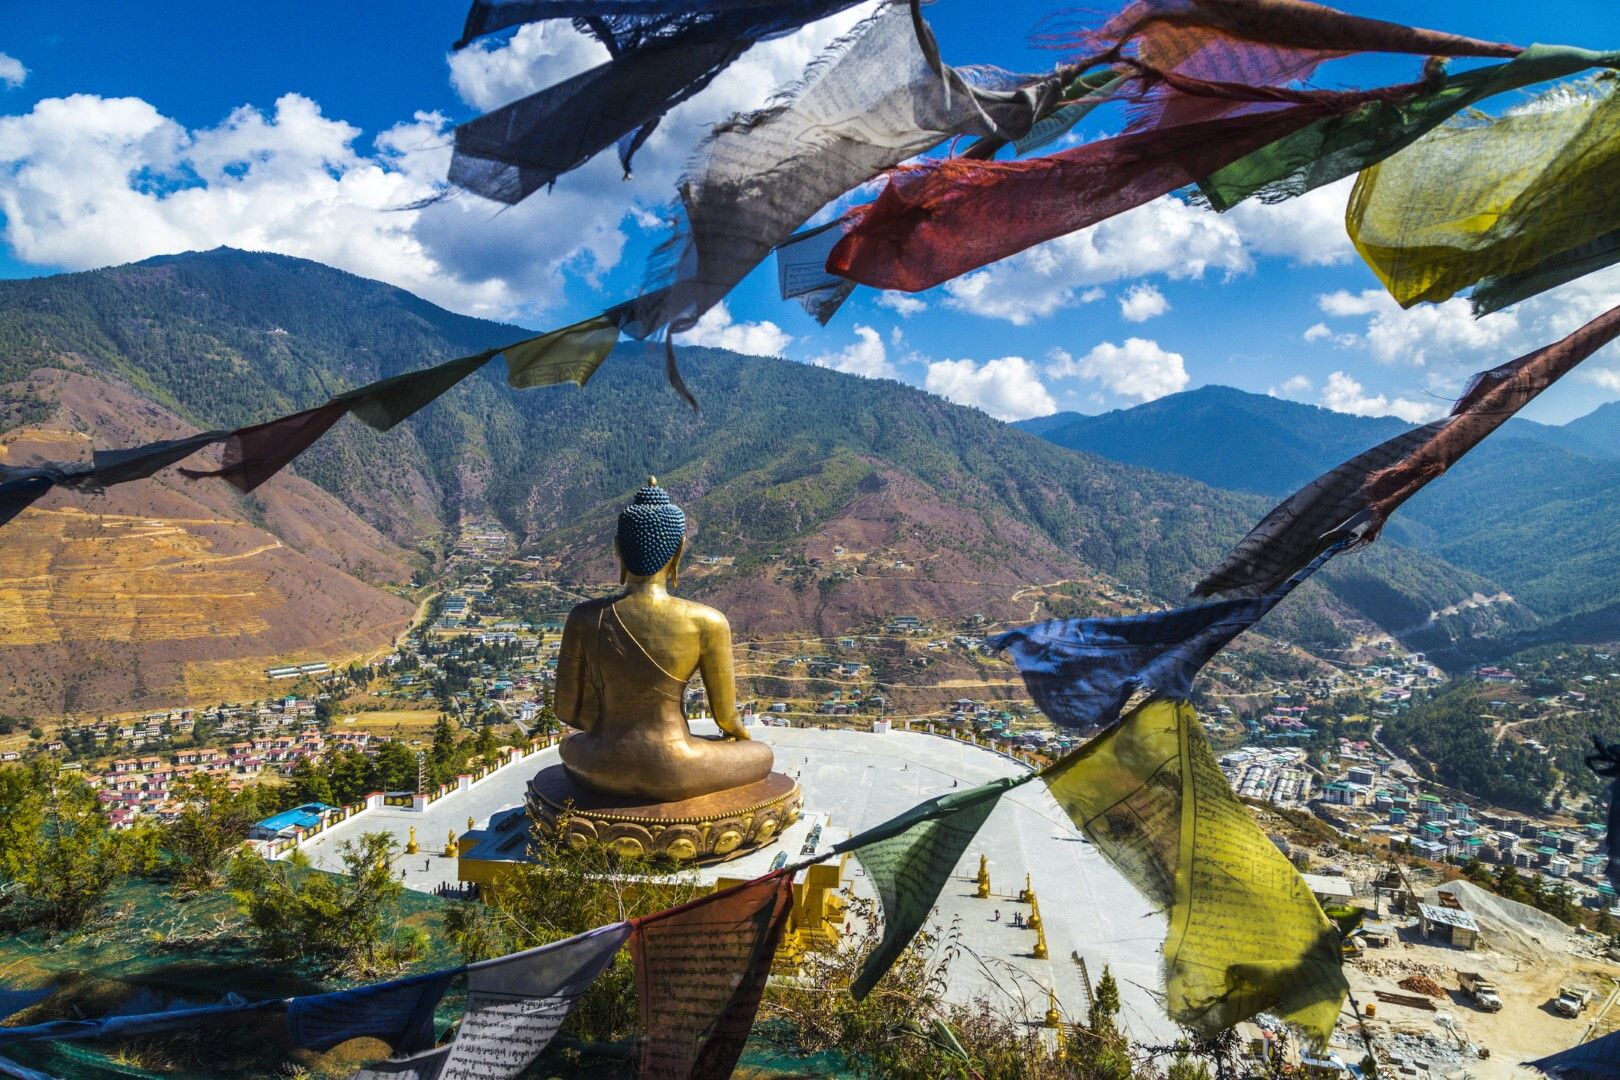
[1340,919,1620,1078]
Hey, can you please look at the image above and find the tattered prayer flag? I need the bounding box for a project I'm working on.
[341,352,496,433]
[0,999,282,1046]
[623,2,1051,341]
[1014,72,1128,156]
[1200,45,1620,212]
[437,923,629,1080]
[1199,304,1620,599]
[832,776,1027,999]
[1348,81,1620,307]
[501,316,620,390]
[180,399,351,494]
[1528,1029,1620,1080]
[454,1,823,48]
[1362,303,1620,524]
[286,970,455,1055]
[85,431,229,487]
[828,72,1432,294]
[994,540,1343,732]
[1042,699,1347,1042]
[632,871,795,1080]
[448,0,867,203]
[1190,423,1440,599]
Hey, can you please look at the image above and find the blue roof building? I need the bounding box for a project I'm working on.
[251,803,337,840]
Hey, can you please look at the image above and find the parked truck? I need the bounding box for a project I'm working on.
[1459,972,1503,1012]
[1554,986,1593,1017]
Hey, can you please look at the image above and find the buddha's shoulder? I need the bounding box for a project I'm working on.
[669,596,729,628]
[565,597,617,622]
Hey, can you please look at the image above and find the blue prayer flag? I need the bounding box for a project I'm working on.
[992,540,1346,732]
[286,971,454,1054]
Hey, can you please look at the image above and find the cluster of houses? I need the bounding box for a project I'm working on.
[93,721,377,828]
[1316,746,1616,912]
[1219,746,1313,806]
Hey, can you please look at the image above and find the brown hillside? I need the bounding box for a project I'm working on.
[0,370,416,717]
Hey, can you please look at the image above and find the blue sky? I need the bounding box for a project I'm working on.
[3,1,1620,424]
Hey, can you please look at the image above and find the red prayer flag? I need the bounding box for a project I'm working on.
[631,871,795,1080]
[1363,302,1620,528]
[828,73,1433,293]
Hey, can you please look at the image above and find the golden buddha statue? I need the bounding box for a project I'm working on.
[555,479,773,801]
[527,479,800,863]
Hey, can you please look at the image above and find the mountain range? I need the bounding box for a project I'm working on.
[0,248,1583,715]
[1018,385,1620,660]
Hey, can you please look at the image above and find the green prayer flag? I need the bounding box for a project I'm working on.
[1201,45,1620,212]
[833,775,1027,1000]
[502,315,620,390]
[1042,699,1347,1044]
[342,350,496,432]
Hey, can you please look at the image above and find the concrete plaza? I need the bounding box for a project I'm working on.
[298,722,1175,1041]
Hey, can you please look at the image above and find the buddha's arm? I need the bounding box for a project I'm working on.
[554,611,591,733]
[699,612,749,740]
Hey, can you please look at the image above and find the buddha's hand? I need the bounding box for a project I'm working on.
[721,723,752,741]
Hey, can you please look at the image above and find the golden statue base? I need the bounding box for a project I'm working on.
[526,765,802,865]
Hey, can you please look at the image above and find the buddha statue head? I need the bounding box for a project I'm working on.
[616,477,685,587]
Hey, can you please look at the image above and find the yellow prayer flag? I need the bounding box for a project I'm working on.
[502,315,620,390]
[1347,82,1620,307]
[1042,699,1347,1043]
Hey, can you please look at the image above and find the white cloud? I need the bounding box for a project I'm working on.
[1303,323,1331,342]
[1577,367,1620,392]
[1319,371,1440,423]
[0,9,875,322]
[809,324,896,379]
[0,54,25,90]
[1048,338,1189,402]
[1118,283,1169,323]
[680,301,791,355]
[924,356,1056,420]
[1315,288,1519,368]
[941,196,1250,324]
[875,291,926,317]
[1222,178,1356,267]
[1280,374,1312,394]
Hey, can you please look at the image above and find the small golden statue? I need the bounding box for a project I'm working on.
[527,478,800,863]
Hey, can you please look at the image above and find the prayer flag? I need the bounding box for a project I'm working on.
[1528,1030,1620,1080]
[85,431,229,487]
[0,471,57,529]
[0,990,50,1023]
[1199,302,1620,598]
[1587,740,1619,895]
[286,970,455,1054]
[1473,225,1620,316]
[501,316,620,390]
[341,352,497,433]
[1361,303,1620,524]
[1200,45,1620,211]
[827,72,1435,294]
[437,923,629,1080]
[631,871,795,1080]
[1347,80,1620,307]
[994,540,1344,732]
[832,777,1027,999]
[447,0,868,202]
[0,1056,55,1080]
[622,2,1052,342]
[0,1000,282,1046]
[179,400,351,494]
[348,1048,450,1080]
[1042,699,1347,1042]
[1190,424,1440,598]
